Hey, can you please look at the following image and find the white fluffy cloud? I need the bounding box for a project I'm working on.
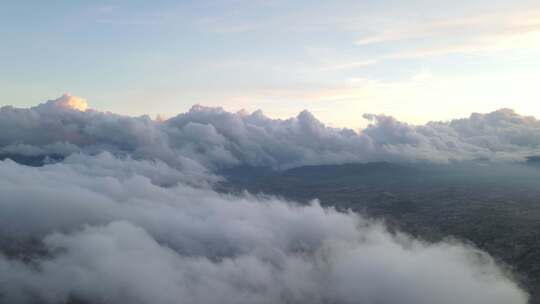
[0,154,529,304]
[2,95,540,170]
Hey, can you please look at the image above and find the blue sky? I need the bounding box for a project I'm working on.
[2,0,540,128]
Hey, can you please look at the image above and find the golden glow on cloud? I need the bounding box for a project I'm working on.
[57,94,88,112]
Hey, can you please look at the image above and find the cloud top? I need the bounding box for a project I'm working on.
[50,94,88,112]
[1,96,540,169]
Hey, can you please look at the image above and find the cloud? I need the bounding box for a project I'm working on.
[0,154,529,304]
[3,95,540,169]
[356,11,540,59]
[50,94,88,112]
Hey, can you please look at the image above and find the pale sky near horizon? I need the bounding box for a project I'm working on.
[1,0,540,129]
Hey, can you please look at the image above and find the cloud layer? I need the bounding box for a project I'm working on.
[2,95,540,170]
[0,95,535,303]
[0,153,529,304]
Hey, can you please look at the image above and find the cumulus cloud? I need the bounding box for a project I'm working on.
[0,95,535,303]
[2,96,540,169]
[0,155,529,304]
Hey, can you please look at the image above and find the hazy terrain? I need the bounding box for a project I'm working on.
[221,161,540,302]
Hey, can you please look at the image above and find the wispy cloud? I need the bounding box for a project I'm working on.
[356,11,540,58]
